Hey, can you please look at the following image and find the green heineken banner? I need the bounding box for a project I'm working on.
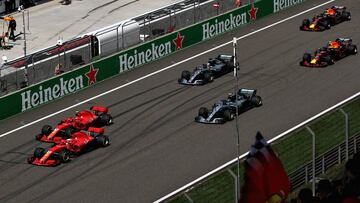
[0,0,305,121]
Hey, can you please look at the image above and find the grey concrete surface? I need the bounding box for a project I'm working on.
[0,0,182,61]
[0,0,359,202]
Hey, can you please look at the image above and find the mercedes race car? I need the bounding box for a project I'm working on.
[178,55,234,85]
[300,38,357,67]
[195,88,262,124]
[36,106,113,142]
[300,6,351,31]
[28,127,110,166]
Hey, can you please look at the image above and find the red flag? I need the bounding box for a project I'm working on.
[240,146,267,203]
[240,132,291,203]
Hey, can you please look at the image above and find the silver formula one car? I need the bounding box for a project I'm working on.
[195,88,262,124]
[178,55,234,85]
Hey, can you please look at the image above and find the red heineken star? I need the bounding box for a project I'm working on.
[86,65,98,85]
[173,32,184,50]
[248,4,258,21]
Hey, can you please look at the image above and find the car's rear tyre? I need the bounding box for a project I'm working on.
[96,135,110,147]
[224,110,235,121]
[100,113,113,125]
[198,107,209,118]
[34,147,45,158]
[342,12,351,21]
[181,70,191,80]
[303,53,311,63]
[204,72,213,83]
[58,150,70,163]
[41,125,53,135]
[251,96,262,107]
[347,45,357,55]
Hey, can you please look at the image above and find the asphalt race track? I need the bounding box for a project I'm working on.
[0,0,359,202]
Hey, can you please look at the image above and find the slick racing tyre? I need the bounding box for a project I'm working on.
[100,113,113,125]
[96,135,110,147]
[204,72,213,83]
[346,45,357,55]
[198,107,209,118]
[58,150,70,163]
[34,147,45,158]
[302,19,310,27]
[41,125,53,135]
[342,12,351,21]
[224,110,235,121]
[63,127,76,138]
[181,70,191,80]
[303,53,311,63]
[251,96,262,107]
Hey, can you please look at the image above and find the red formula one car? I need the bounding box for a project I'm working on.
[28,127,110,166]
[300,6,351,31]
[36,106,113,142]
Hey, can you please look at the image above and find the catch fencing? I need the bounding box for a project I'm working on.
[0,0,254,97]
[157,93,360,203]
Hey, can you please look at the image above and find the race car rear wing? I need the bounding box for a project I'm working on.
[238,88,257,96]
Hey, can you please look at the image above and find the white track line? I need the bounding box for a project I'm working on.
[0,0,335,139]
[154,1,339,202]
[154,89,359,203]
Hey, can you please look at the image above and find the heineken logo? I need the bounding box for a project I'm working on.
[119,32,184,72]
[86,65,98,85]
[21,75,85,112]
[202,12,247,41]
[273,0,305,13]
[173,32,184,50]
[248,4,258,21]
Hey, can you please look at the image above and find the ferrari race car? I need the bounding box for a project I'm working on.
[300,38,357,67]
[195,88,262,124]
[36,106,113,142]
[178,54,234,85]
[28,127,110,166]
[300,6,351,31]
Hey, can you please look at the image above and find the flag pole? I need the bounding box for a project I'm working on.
[233,37,241,202]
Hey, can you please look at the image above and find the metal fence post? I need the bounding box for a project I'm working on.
[339,109,349,161]
[184,192,194,203]
[228,168,238,203]
[305,125,316,196]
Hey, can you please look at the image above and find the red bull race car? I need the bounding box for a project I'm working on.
[36,106,113,142]
[300,6,351,31]
[28,127,110,166]
[300,38,357,67]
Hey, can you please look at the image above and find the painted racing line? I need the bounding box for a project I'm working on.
[0,0,335,139]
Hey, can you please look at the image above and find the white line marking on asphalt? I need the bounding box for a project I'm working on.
[153,1,339,202]
[0,0,335,139]
[154,90,360,203]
